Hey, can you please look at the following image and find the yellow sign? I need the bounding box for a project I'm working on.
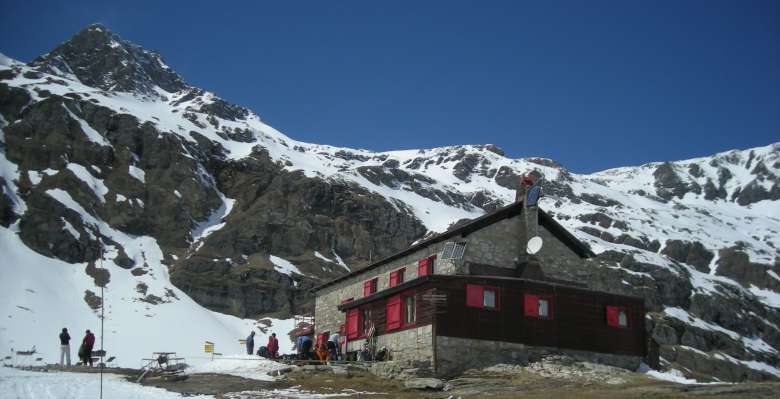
[204,341,214,353]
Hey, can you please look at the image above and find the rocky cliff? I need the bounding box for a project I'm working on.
[1,24,778,381]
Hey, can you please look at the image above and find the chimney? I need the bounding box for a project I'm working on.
[516,174,540,254]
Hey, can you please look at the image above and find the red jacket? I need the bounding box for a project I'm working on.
[267,336,278,354]
[83,332,95,347]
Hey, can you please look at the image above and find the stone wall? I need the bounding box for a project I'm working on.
[461,213,524,271]
[435,335,641,378]
[348,324,434,368]
[315,241,447,335]
[535,224,592,283]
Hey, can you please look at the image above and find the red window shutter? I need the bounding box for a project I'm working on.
[387,295,402,330]
[346,309,359,338]
[606,306,620,327]
[418,256,434,276]
[466,284,484,308]
[389,270,399,287]
[417,258,428,276]
[524,294,539,317]
[426,255,436,274]
[363,279,377,296]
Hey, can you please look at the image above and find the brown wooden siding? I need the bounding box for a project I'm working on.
[347,287,436,339]
[433,277,645,357]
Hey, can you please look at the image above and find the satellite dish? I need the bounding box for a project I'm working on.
[527,236,543,255]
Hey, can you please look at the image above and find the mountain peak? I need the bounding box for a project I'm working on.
[29,23,187,96]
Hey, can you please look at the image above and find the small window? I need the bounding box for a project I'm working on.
[483,288,497,309]
[466,284,500,310]
[389,268,405,287]
[524,293,553,319]
[442,242,466,260]
[404,295,416,325]
[417,255,435,276]
[607,306,629,328]
[538,298,549,317]
[363,278,378,297]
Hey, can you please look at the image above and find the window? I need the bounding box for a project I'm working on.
[606,306,629,328]
[524,293,553,319]
[483,288,497,309]
[389,268,405,287]
[466,284,500,310]
[417,255,436,276]
[363,278,378,297]
[387,293,416,331]
[538,298,549,317]
[442,242,466,260]
[404,295,416,325]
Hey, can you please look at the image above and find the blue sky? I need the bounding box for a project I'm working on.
[1,0,777,172]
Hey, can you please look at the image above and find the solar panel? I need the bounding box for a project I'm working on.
[452,242,466,259]
[441,242,466,260]
[442,242,455,259]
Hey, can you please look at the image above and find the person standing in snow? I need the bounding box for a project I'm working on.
[246,331,255,355]
[266,333,279,359]
[82,330,95,367]
[59,328,71,367]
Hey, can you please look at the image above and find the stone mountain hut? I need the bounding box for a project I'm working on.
[313,178,646,377]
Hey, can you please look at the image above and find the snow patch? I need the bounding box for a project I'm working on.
[187,354,288,381]
[269,255,303,280]
[314,251,350,272]
[67,163,109,202]
[0,367,213,399]
[191,193,235,242]
[62,104,111,147]
[128,164,146,183]
[61,218,80,239]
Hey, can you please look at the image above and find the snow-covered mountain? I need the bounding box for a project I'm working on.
[1,24,778,380]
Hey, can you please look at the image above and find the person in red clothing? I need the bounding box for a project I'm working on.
[266,332,279,359]
[82,330,95,367]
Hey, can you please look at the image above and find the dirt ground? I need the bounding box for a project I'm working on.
[25,364,780,398]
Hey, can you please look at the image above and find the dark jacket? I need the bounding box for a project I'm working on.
[59,331,71,345]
